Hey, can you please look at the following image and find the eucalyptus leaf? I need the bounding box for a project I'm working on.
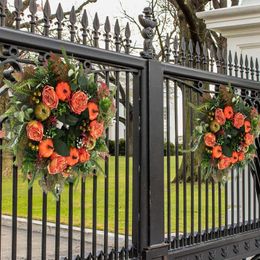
[78,75,88,90]
[14,111,25,123]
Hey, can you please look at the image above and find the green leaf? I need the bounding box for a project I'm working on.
[65,113,79,126]
[14,111,25,123]
[70,82,78,91]
[58,113,79,126]
[222,145,232,157]
[57,114,66,124]
[24,108,34,120]
[99,98,111,113]
[53,138,70,156]
[87,81,97,96]
[95,138,109,152]
[78,75,88,90]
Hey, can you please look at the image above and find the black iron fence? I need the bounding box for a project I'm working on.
[0,0,259,259]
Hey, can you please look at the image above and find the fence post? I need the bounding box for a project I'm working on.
[142,59,168,259]
[132,59,168,260]
[132,7,168,259]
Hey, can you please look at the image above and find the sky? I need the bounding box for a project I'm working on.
[46,0,149,47]
[49,0,148,22]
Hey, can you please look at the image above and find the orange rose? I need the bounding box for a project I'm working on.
[88,102,99,120]
[42,85,59,109]
[48,156,67,175]
[212,145,222,159]
[78,148,90,163]
[66,147,79,166]
[89,120,104,140]
[231,151,239,164]
[245,133,254,145]
[218,156,231,170]
[26,121,44,142]
[39,139,54,158]
[233,113,245,129]
[204,133,216,147]
[238,151,245,161]
[56,82,71,101]
[244,120,251,133]
[70,91,88,115]
[224,106,234,119]
[215,108,226,125]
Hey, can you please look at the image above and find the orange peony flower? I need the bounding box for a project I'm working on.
[70,91,88,114]
[89,120,104,140]
[238,151,245,161]
[56,82,71,101]
[244,120,251,133]
[78,148,90,163]
[204,133,216,147]
[233,112,245,129]
[66,147,79,166]
[245,133,254,145]
[231,151,239,164]
[97,82,110,98]
[224,106,234,119]
[39,139,54,158]
[251,107,258,117]
[48,156,67,175]
[212,145,222,158]
[42,85,59,109]
[88,102,99,120]
[26,121,44,142]
[218,156,231,170]
[215,108,226,125]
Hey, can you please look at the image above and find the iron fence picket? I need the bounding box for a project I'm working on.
[55,197,61,260]
[80,179,85,259]
[12,162,18,260]
[68,182,73,259]
[27,184,33,260]
[0,122,2,257]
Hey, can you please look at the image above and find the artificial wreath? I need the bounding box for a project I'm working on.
[1,52,115,197]
[190,85,260,181]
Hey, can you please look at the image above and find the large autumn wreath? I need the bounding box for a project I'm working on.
[1,52,115,196]
[191,86,260,181]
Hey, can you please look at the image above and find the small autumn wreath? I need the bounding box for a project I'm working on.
[1,52,115,197]
[190,86,260,181]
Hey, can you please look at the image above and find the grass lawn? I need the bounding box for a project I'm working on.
[2,156,226,235]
